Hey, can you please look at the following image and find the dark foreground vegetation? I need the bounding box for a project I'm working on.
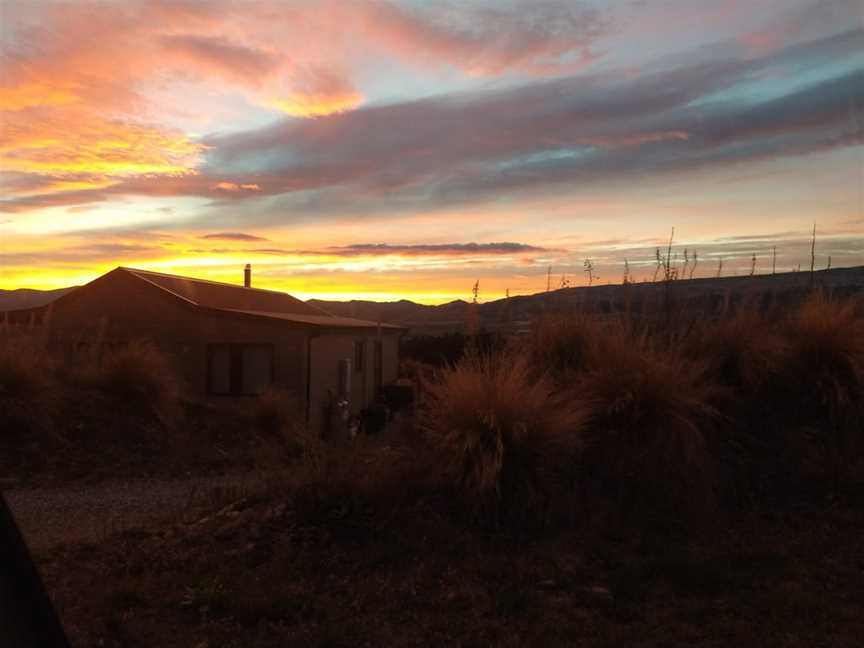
[2,291,864,646]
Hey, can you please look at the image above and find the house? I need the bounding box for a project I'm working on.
[1,266,404,433]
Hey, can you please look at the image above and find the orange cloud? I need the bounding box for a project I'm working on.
[213,182,262,192]
[265,91,364,118]
[0,82,82,111]
[3,178,120,197]
[0,110,205,178]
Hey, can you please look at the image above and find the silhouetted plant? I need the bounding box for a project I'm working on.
[577,332,720,531]
[773,293,864,490]
[423,352,585,526]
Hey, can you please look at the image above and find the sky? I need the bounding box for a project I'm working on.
[1,0,862,303]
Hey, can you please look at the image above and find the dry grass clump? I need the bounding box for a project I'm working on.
[689,308,786,394]
[773,294,864,488]
[779,294,864,417]
[577,332,720,530]
[0,335,52,399]
[0,335,56,447]
[528,314,599,379]
[97,341,176,401]
[423,351,585,526]
[95,341,180,423]
[251,388,309,469]
[254,387,303,436]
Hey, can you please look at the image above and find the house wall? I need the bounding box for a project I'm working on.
[308,330,401,436]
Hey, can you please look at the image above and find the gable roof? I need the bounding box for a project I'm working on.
[118,267,403,330]
[121,267,331,317]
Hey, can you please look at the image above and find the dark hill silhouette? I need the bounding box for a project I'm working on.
[0,287,76,311]
[310,266,864,334]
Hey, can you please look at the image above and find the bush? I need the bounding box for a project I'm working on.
[0,335,56,450]
[423,351,585,526]
[689,308,786,394]
[0,335,52,400]
[773,294,864,489]
[96,341,180,423]
[528,314,598,380]
[577,332,720,531]
[252,388,308,469]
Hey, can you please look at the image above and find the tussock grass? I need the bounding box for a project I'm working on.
[0,335,52,400]
[576,332,720,530]
[423,351,586,526]
[528,314,598,379]
[774,294,864,488]
[689,308,786,393]
[0,335,57,450]
[95,341,180,422]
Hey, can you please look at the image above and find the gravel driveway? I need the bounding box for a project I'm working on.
[4,474,260,552]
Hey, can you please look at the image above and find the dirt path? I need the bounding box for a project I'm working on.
[4,474,261,552]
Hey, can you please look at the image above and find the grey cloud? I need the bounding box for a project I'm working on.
[242,242,552,256]
[325,242,552,256]
[201,232,269,241]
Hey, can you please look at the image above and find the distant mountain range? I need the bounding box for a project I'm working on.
[317,265,864,334]
[3,266,863,335]
[0,287,77,312]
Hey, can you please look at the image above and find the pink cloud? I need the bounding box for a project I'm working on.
[158,34,280,86]
[212,182,262,192]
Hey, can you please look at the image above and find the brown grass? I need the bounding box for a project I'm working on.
[527,314,598,379]
[773,293,864,489]
[94,341,180,423]
[575,331,721,531]
[0,335,58,463]
[688,307,786,393]
[423,351,586,526]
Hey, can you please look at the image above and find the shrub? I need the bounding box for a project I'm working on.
[689,308,786,394]
[527,314,598,380]
[0,335,52,400]
[0,335,56,435]
[773,293,864,489]
[422,351,585,526]
[97,341,180,423]
[577,332,720,531]
[252,388,308,469]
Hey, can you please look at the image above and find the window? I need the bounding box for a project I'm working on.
[373,340,383,392]
[354,340,365,372]
[208,346,232,395]
[207,344,274,395]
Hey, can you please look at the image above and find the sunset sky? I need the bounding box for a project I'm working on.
[1,0,862,303]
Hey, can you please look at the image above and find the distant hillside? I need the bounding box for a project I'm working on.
[0,287,77,312]
[311,266,864,335]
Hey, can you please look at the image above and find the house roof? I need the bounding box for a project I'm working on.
[223,309,403,329]
[118,267,403,330]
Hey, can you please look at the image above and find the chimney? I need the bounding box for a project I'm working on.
[244,263,251,288]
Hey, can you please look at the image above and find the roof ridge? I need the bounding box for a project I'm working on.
[117,266,334,316]
[120,266,296,297]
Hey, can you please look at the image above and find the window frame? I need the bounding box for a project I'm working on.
[354,339,365,373]
[206,343,275,396]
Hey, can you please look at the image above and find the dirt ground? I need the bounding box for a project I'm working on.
[4,473,262,551]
